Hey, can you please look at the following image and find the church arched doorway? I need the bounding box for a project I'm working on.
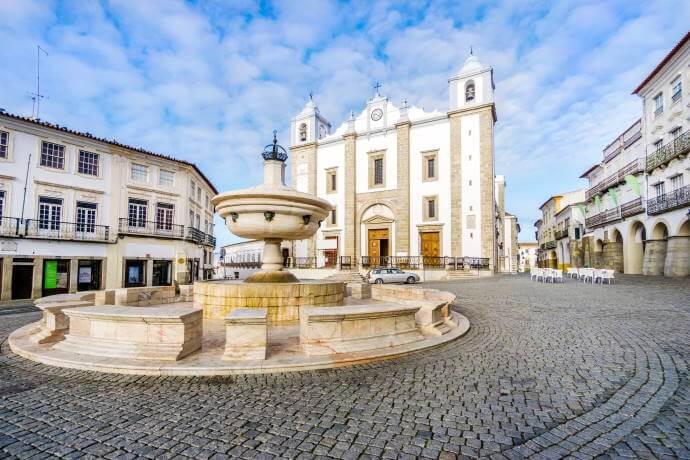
[360,204,395,267]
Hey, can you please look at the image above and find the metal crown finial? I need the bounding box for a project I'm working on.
[262,130,288,162]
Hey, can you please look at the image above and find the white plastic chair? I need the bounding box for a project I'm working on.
[580,268,594,283]
[592,269,605,284]
[567,268,578,279]
[601,269,615,284]
[543,269,554,283]
[530,268,541,281]
[554,269,564,283]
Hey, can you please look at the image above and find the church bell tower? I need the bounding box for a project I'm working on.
[448,52,495,111]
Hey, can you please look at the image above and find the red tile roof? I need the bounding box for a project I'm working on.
[632,30,690,95]
[0,111,218,194]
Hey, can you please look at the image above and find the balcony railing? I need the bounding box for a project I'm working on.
[620,197,645,218]
[554,229,569,240]
[24,219,110,242]
[541,240,557,250]
[0,217,22,237]
[647,185,690,215]
[119,218,184,239]
[187,227,216,247]
[654,106,664,117]
[646,131,690,172]
[671,90,682,103]
[586,158,645,200]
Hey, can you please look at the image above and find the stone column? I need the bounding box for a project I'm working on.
[449,113,463,257]
[395,121,411,256]
[69,258,79,293]
[664,236,690,277]
[602,241,623,272]
[31,257,43,299]
[343,132,357,261]
[1,257,12,301]
[642,239,667,276]
[146,259,154,287]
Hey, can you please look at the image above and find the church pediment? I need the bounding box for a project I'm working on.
[362,215,394,225]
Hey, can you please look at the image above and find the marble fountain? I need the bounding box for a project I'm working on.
[9,134,469,376]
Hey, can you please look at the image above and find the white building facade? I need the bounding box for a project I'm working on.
[289,55,500,272]
[577,31,689,276]
[0,112,217,300]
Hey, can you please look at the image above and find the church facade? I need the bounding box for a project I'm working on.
[289,55,503,271]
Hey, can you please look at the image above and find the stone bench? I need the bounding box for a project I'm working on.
[222,308,267,361]
[371,284,457,336]
[32,300,95,344]
[113,286,177,307]
[35,292,96,305]
[300,304,423,356]
[56,306,202,361]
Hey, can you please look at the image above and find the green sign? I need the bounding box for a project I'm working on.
[44,260,58,289]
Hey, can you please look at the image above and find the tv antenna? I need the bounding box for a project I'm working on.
[27,45,49,119]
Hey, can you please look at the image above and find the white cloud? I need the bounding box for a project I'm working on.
[1,0,688,246]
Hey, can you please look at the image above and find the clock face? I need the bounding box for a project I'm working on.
[371,108,383,121]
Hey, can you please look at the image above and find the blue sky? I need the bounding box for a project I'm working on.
[1,0,688,246]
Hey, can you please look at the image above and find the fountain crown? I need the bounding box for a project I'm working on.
[261,130,288,162]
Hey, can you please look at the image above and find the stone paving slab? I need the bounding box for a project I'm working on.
[0,274,688,459]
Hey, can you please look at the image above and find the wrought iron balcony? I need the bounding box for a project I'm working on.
[647,185,690,215]
[554,229,569,240]
[585,207,621,230]
[542,240,557,250]
[0,217,22,237]
[585,158,644,201]
[24,219,110,242]
[646,131,690,172]
[671,90,682,103]
[186,226,216,247]
[118,218,185,239]
[620,197,645,218]
[654,106,664,117]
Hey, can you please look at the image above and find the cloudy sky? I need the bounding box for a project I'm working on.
[1,0,688,246]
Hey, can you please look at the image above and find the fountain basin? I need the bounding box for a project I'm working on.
[194,279,345,324]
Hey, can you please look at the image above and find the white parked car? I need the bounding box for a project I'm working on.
[367,268,420,284]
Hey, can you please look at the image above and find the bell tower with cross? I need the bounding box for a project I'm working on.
[366,82,388,131]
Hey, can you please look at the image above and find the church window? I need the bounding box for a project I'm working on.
[465,81,475,102]
[468,155,472,161]
[423,196,438,221]
[422,151,438,182]
[299,123,307,142]
[368,151,385,188]
[326,168,337,193]
[469,180,472,186]
[328,207,337,226]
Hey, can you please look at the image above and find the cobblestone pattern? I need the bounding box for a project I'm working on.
[0,275,688,459]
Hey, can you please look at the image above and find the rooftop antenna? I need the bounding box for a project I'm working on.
[27,45,49,119]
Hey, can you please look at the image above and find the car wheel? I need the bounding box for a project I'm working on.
[375,278,384,284]
[407,276,416,284]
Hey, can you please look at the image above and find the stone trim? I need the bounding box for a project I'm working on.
[368,150,386,189]
[447,102,497,122]
[396,123,411,255]
[477,107,496,270]
[449,114,462,257]
[325,167,337,194]
[343,132,357,259]
[422,150,439,182]
[422,195,439,222]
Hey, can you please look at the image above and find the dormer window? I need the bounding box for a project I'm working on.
[299,123,307,142]
[465,81,475,102]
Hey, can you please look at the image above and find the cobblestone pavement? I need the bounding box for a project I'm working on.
[0,275,688,459]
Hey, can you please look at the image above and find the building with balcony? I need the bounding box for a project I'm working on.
[0,112,217,300]
[631,30,690,276]
[554,31,690,276]
[535,189,585,269]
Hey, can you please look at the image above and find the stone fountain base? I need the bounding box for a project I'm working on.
[193,279,345,324]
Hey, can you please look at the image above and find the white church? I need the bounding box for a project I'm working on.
[287,53,511,272]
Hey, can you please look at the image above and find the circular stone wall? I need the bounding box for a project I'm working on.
[193,280,345,324]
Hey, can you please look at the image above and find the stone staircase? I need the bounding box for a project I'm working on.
[325,270,368,284]
[446,270,479,281]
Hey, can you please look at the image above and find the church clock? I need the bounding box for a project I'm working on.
[371,108,383,121]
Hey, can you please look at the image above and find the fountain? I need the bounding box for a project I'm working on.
[8,132,468,375]
[194,133,345,323]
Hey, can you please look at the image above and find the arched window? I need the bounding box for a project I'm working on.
[465,81,475,102]
[299,123,307,142]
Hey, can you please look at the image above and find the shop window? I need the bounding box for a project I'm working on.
[124,260,146,287]
[152,260,172,286]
